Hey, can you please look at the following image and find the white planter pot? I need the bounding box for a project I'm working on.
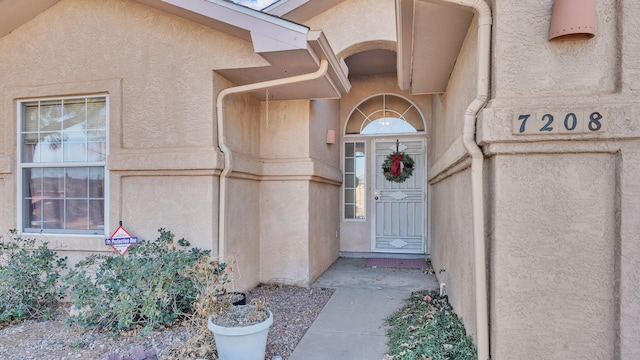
[208,308,273,360]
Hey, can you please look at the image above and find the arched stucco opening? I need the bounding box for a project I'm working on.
[339,40,398,78]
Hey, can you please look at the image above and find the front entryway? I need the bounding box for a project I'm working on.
[372,138,426,253]
[341,93,428,255]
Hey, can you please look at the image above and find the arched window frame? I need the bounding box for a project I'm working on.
[343,93,426,137]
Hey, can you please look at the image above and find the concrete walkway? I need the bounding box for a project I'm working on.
[289,257,438,360]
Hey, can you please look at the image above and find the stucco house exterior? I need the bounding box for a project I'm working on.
[1,0,639,358]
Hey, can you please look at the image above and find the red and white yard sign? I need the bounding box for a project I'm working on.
[104,225,139,255]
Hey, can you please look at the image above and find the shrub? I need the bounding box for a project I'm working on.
[63,228,209,335]
[166,257,231,358]
[385,290,477,360]
[0,230,68,325]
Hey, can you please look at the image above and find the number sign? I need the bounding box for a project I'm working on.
[513,110,605,135]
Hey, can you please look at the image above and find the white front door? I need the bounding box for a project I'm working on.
[372,138,426,253]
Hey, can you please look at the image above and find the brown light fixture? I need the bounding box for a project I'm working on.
[326,129,335,144]
[549,0,596,41]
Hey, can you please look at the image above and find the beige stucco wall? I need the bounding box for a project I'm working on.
[0,0,341,291]
[3,0,638,357]
[307,0,396,57]
[308,181,341,281]
[225,178,262,291]
[617,143,640,360]
[260,180,311,285]
[259,99,341,285]
[308,99,342,281]
[478,0,640,358]
[429,1,638,357]
[260,100,341,285]
[427,16,479,339]
[492,0,618,99]
[0,0,264,250]
[490,153,617,359]
[259,100,313,285]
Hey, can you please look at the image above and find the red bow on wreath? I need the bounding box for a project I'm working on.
[390,153,403,177]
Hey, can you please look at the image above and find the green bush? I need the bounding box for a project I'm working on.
[386,291,477,360]
[63,228,209,335]
[0,230,68,324]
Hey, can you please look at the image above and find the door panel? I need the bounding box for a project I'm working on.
[372,138,425,253]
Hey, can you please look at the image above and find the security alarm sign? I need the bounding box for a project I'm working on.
[105,225,138,255]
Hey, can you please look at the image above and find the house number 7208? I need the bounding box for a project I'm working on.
[513,111,605,135]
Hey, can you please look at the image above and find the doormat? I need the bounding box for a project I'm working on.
[366,258,430,269]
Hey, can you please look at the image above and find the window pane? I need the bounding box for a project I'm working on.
[40,100,63,132]
[355,201,366,219]
[23,168,43,228]
[22,97,106,164]
[344,158,355,173]
[343,141,366,220]
[345,94,425,135]
[345,143,354,157]
[22,133,39,162]
[345,111,365,134]
[42,168,64,197]
[66,168,88,198]
[89,200,104,229]
[63,99,87,129]
[344,189,355,203]
[87,98,106,129]
[20,96,107,234]
[24,167,104,232]
[36,132,64,162]
[42,199,64,229]
[356,156,365,174]
[87,131,106,162]
[89,167,104,198]
[63,130,87,162]
[344,175,355,188]
[22,103,38,132]
[66,199,88,230]
[24,168,43,198]
[344,204,355,219]
[361,117,417,135]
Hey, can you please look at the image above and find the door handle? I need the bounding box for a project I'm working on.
[374,196,379,200]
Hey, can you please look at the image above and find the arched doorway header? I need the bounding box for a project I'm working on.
[344,93,426,136]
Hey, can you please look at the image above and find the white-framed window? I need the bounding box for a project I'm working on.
[18,95,108,234]
[343,141,366,221]
[344,93,425,136]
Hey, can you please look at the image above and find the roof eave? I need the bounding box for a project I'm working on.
[135,0,310,52]
[396,0,414,91]
[307,30,351,95]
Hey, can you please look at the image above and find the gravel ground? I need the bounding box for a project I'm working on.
[0,284,334,360]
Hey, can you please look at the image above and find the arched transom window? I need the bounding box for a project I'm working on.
[345,94,425,135]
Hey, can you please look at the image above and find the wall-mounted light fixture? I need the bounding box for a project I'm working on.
[549,0,596,41]
[326,129,335,144]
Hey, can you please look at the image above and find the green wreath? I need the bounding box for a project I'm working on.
[382,151,415,183]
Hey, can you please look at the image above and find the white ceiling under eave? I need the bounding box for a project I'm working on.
[397,0,474,94]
